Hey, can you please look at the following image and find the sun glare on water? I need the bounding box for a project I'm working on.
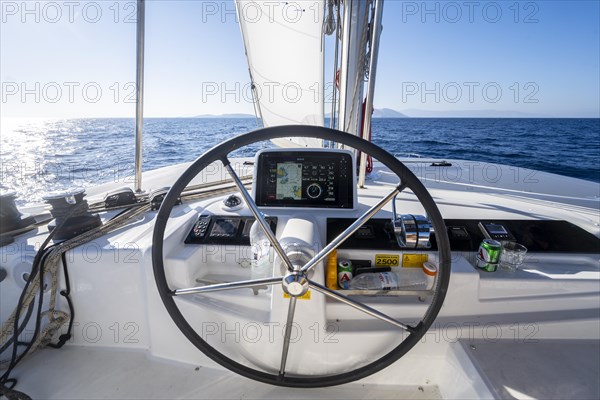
[0,118,87,205]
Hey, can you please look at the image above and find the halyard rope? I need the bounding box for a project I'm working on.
[0,174,253,371]
[0,204,151,367]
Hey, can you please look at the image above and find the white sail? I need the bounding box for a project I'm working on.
[236,0,325,148]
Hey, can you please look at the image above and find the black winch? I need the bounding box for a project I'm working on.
[0,189,35,246]
[43,188,102,241]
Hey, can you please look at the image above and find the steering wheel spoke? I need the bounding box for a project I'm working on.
[279,297,297,376]
[308,280,415,332]
[173,276,283,296]
[222,157,296,272]
[300,184,406,274]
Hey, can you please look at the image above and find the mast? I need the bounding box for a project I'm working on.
[335,0,384,184]
[134,0,145,192]
[336,0,370,142]
[358,0,383,187]
[337,0,353,137]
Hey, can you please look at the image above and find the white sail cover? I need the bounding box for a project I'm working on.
[236,0,325,148]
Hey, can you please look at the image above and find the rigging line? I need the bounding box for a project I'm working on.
[0,204,151,385]
[87,175,254,215]
[26,207,149,355]
[0,241,53,358]
[0,235,64,375]
[0,246,52,358]
[0,244,49,383]
[0,204,75,383]
[250,81,262,129]
[47,252,74,349]
[0,383,31,400]
[0,302,33,355]
[337,0,351,143]
[330,0,341,135]
[324,0,337,35]
[333,1,342,137]
[235,1,264,129]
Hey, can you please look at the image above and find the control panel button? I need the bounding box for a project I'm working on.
[185,216,278,245]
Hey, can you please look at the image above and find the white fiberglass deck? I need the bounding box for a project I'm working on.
[13,339,599,399]
[13,346,442,400]
[464,339,600,400]
[4,156,598,399]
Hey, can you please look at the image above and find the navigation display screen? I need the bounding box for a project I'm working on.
[255,151,354,209]
[276,162,303,200]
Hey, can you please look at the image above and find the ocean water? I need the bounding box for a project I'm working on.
[1,118,598,205]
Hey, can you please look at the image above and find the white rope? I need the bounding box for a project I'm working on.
[0,204,150,366]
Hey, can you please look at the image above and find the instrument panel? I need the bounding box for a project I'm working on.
[185,215,277,245]
[253,149,355,209]
[326,218,600,253]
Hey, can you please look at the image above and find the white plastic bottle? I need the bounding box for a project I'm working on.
[249,221,272,280]
[348,268,431,290]
[348,272,399,290]
[398,268,428,289]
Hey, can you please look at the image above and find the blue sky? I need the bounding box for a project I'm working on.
[1,0,599,118]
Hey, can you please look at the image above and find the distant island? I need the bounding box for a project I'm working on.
[194,113,256,118]
[325,108,408,118]
[400,109,546,118]
[192,108,548,119]
[372,108,408,118]
[194,109,408,119]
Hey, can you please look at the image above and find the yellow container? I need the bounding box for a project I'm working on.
[326,249,339,290]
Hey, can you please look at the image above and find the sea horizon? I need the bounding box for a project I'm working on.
[1,117,598,205]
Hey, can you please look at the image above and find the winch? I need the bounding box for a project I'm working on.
[0,189,35,246]
[43,188,102,241]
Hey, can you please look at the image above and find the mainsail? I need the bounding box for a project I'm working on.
[236,0,325,148]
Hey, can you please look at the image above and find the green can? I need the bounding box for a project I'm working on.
[476,239,501,272]
[337,260,353,289]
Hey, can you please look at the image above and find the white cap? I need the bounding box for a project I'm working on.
[422,261,438,277]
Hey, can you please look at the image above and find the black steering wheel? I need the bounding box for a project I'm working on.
[152,125,451,388]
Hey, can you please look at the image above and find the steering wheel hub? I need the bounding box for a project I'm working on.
[282,273,309,297]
